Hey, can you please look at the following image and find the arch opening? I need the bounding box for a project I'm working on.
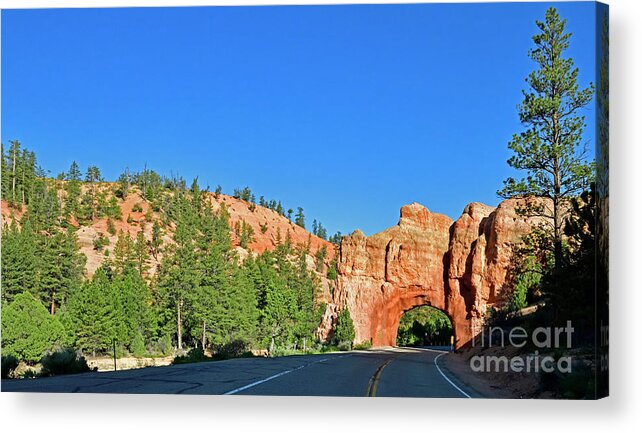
[395,305,453,348]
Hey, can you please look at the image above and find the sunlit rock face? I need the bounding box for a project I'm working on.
[319,199,541,349]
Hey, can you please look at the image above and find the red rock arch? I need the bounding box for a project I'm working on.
[317,199,540,349]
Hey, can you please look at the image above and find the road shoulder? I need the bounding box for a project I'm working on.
[438,351,522,399]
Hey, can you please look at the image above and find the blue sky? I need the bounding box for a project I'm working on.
[1,2,597,236]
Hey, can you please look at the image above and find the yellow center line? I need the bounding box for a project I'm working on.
[366,354,401,397]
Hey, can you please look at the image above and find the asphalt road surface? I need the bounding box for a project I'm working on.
[1,347,478,397]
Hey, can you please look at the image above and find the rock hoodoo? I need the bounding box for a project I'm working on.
[319,199,541,349]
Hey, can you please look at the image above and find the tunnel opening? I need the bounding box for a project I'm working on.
[396,305,453,348]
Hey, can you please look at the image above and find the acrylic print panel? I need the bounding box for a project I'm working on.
[0,1,608,399]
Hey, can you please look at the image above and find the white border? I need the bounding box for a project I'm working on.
[2,1,641,432]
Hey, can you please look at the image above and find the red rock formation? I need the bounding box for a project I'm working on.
[1,187,334,286]
[331,203,453,346]
[321,199,542,349]
[208,194,334,259]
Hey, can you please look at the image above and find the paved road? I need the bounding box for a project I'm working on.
[1,347,478,397]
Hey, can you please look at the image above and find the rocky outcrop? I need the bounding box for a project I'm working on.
[1,187,335,288]
[208,194,334,259]
[321,199,543,348]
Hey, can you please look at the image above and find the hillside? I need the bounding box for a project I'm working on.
[1,183,336,302]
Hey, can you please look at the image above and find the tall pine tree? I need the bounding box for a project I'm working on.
[499,7,594,272]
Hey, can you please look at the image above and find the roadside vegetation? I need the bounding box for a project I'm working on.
[0,141,342,378]
[474,7,604,399]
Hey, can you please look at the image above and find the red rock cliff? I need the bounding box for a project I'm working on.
[319,199,542,348]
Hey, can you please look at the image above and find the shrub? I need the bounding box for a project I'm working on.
[1,355,19,379]
[131,333,146,357]
[21,369,38,379]
[156,334,173,356]
[40,348,91,377]
[321,345,340,353]
[337,341,352,351]
[93,234,109,251]
[213,339,252,360]
[353,340,372,350]
[132,202,143,212]
[327,259,338,280]
[172,347,210,365]
[271,347,298,357]
[107,218,117,235]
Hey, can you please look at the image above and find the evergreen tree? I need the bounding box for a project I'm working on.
[113,230,135,275]
[1,221,38,303]
[62,270,117,356]
[1,141,36,207]
[133,229,150,276]
[63,161,82,218]
[329,231,343,245]
[262,277,297,355]
[66,161,82,181]
[334,308,355,347]
[499,7,594,272]
[157,197,199,350]
[295,207,305,228]
[315,246,327,273]
[151,219,163,257]
[1,292,67,363]
[116,168,131,199]
[111,270,154,351]
[37,228,86,315]
[84,165,103,220]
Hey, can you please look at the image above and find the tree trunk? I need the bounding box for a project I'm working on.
[11,145,16,204]
[553,194,563,271]
[202,321,207,350]
[552,108,563,273]
[269,334,275,356]
[21,168,25,207]
[177,299,183,350]
[50,291,56,316]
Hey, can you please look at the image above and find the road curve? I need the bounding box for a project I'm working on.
[1,347,478,397]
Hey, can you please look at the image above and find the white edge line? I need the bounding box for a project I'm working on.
[433,352,472,399]
[223,354,350,395]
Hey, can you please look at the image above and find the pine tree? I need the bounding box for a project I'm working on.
[499,7,594,272]
[62,270,117,356]
[113,230,135,275]
[133,229,150,276]
[1,221,39,303]
[84,165,103,220]
[263,277,297,355]
[157,200,199,350]
[1,292,67,363]
[335,308,355,347]
[151,219,163,257]
[111,271,153,352]
[37,228,86,315]
[295,207,305,228]
[64,161,83,218]
[116,168,131,199]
